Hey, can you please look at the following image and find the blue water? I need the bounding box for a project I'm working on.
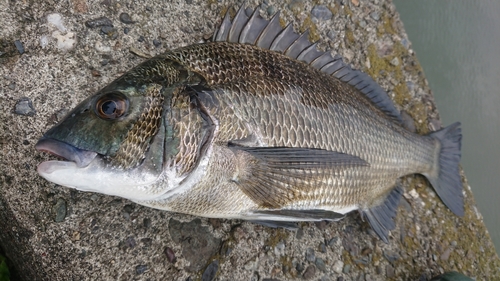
[393,0,500,254]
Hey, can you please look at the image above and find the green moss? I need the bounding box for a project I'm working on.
[377,12,397,37]
[382,13,397,35]
[0,254,9,281]
[345,28,355,46]
[265,229,289,247]
[365,44,383,79]
[343,4,353,18]
[280,255,296,278]
[219,6,231,18]
[404,57,427,85]
[408,103,429,134]
[365,40,405,82]
[327,4,339,15]
[279,17,287,28]
[341,249,353,267]
[408,174,500,277]
[288,1,305,15]
[299,15,320,42]
[392,83,411,106]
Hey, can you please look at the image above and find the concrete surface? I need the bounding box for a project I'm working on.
[1,0,499,280]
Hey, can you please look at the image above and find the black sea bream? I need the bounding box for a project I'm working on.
[36,6,463,243]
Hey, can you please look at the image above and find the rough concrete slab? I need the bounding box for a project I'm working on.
[1,0,499,280]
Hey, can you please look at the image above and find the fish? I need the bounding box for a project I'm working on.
[35,6,463,243]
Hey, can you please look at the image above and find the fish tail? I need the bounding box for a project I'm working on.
[425,122,464,216]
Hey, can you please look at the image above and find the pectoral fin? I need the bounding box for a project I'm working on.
[253,209,345,221]
[249,220,299,230]
[230,146,369,208]
[249,209,345,230]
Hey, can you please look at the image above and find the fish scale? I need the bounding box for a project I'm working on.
[35,5,463,243]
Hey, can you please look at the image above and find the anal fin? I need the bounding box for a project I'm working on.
[361,185,403,244]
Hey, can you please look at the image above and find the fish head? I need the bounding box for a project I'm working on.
[36,77,173,201]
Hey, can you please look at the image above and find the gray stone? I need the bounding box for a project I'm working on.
[53,198,67,222]
[244,258,257,271]
[85,16,113,28]
[100,26,117,39]
[383,250,399,263]
[354,257,370,265]
[320,275,331,281]
[305,248,315,262]
[295,227,304,239]
[386,264,395,278]
[311,5,333,21]
[119,12,134,24]
[327,30,337,40]
[14,40,24,54]
[14,97,36,116]
[302,265,316,279]
[315,258,326,272]
[440,248,452,261]
[201,260,218,281]
[165,247,177,263]
[125,236,136,248]
[327,237,338,247]
[332,260,343,273]
[318,242,327,253]
[296,262,305,273]
[274,241,285,256]
[169,218,221,272]
[401,38,410,49]
[267,5,276,16]
[136,264,147,274]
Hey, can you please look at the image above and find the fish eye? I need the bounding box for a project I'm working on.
[95,93,129,120]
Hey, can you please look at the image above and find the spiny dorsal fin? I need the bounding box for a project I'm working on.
[212,5,403,123]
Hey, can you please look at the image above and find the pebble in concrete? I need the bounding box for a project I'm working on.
[202,260,219,281]
[119,12,135,24]
[311,5,333,21]
[168,218,221,272]
[14,97,36,116]
[53,198,67,222]
[85,16,113,28]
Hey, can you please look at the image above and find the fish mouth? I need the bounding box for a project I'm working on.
[35,138,98,168]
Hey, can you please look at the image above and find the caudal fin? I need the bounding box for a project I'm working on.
[425,122,463,216]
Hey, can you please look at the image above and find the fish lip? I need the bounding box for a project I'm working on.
[35,138,98,168]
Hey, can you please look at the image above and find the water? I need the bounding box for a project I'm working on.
[393,0,500,254]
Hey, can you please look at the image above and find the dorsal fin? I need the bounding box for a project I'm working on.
[212,5,403,123]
